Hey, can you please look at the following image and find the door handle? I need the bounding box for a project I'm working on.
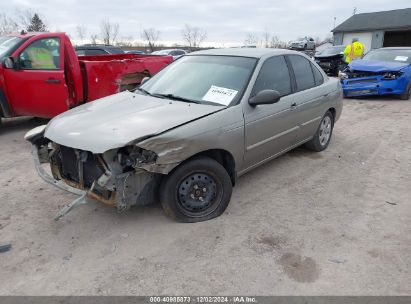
[290,102,297,108]
[45,78,61,84]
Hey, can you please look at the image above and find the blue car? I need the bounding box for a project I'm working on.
[341,47,411,100]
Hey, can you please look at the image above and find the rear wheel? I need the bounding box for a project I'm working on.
[400,82,411,100]
[305,111,334,152]
[160,157,232,222]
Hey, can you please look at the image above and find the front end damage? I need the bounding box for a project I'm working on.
[340,69,408,97]
[25,125,161,220]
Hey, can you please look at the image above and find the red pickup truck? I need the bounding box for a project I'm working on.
[0,32,172,122]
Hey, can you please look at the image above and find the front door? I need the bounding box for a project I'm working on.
[4,37,69,118]
[242,55,299,172]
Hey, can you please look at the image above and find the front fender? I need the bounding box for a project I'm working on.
[135,106,245,175]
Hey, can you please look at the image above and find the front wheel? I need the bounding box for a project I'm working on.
[400,82,411,100]
[305,111,334,152]
[160,157,232,222]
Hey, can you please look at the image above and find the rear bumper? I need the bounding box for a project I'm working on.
[341,76,408,97]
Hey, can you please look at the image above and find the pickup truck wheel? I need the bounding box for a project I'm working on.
[160,157,232,222]
[400,82,411,100]
[305,111,334,152]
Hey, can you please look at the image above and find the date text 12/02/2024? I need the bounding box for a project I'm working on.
[149,296,257,303]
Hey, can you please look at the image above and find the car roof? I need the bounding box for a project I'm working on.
[76,45,119,50]
[377,47,411,50]
[158,49,185,52]
[189,48,302,59]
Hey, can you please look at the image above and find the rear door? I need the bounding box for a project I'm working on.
[242,55,299,171]
[3,37,69,118]
[286,54,328,142]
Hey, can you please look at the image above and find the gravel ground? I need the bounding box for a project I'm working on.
[0,97,410,295]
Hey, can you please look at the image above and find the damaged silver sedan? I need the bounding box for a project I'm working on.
[26,48,343,222]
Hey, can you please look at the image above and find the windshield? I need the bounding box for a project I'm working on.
[0,36,23,58]
[139,55,257,106]
[318,46,345,55]
[363,49,411,64]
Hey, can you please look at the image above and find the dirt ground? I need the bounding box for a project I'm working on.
[0,97,410,295]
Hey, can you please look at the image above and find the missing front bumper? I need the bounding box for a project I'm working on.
[30,143,160,220]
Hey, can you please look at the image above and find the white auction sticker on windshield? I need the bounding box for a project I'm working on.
[202,85,238,105]
[394,56,408,61]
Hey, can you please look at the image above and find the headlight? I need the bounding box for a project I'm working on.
[339,72,348,80]
[24,125,47,141]
[382,72,402,80]
[117,146,157,168]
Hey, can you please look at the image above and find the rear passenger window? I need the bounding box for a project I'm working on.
[288,55,315,92]
[311,63,324,86]
[252,56,292,96]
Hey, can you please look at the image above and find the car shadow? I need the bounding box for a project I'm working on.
[345,95,404,102]
[0,117,49,135]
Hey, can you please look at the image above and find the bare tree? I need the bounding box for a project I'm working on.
[90,34,98,45]
[0,13,19,35]
[270,35,279,48]
[262,29,270,48]
[181,24,207,49]
[116,35,134,47]
[100,18,119,45]
[76,25,87,43]
[142,28,160,52]
[15,8,34,30]
[244,33,259,46]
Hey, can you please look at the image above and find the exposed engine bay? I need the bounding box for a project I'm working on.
[27,127,162,220]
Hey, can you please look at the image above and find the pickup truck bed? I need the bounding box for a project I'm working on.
[79,54,171,102]
[0,32,173,120]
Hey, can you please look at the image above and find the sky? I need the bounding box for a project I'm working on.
[3,0,411,47]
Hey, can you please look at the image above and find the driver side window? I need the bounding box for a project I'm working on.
[19,38,60,70]
[251,56,292,97]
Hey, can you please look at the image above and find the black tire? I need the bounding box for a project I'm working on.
[160,157,232,223]
[400,82,411,100]
[305,111,334,152]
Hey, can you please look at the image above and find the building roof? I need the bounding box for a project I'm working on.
[332,7,411,33]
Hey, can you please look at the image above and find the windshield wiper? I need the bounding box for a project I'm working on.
[136,87,152,96]
[153,93,200,104]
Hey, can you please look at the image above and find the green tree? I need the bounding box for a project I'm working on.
[27,13,47,32]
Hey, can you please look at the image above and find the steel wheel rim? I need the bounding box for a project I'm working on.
[177,172,221,216]
[319,116,332,146]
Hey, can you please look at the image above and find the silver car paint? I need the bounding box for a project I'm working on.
[45,91,225,153]
[28,48,342,211]
[129,50,342,176]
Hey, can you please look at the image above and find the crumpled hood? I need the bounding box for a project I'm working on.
[45,91,224,153]
[349,59,409,72]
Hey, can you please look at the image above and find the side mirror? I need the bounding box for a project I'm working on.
[140,77,150,85]
[249,90,281,106]
[3,57,15,69]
